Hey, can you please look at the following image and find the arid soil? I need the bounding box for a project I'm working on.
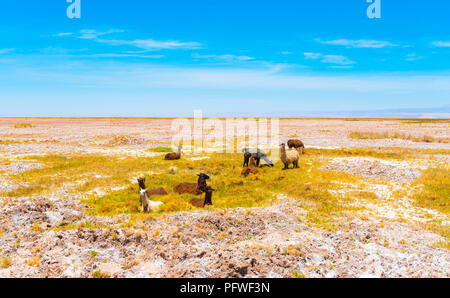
[0,118,449,278]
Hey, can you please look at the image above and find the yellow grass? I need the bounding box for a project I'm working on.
[1,150,371,229]
[14,123,34,128]
[413,168,450,215]
[2,146,447,233]
[1,257,11,268]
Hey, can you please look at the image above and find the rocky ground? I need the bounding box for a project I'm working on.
[0,118,448,278]
[323,157,423,182]
[0,196,447,278]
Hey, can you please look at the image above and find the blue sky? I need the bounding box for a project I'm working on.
[0,0,449,117]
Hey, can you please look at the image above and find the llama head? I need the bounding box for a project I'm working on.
[137,177,146,190]
[197,173,210,180]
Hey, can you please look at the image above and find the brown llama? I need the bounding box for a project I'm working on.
[287,139,305,154]
[241,156,259,177]
[165,146,182,160]
[174,173,210,195]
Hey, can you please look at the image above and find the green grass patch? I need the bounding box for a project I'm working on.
[148,146,173,153]
[81,152,362,229]
[1,150,366,228]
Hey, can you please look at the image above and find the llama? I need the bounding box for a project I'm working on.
[280,143,300,170]
[165,146,183,160]
[137,178,166,212]
[241,156,259,177]
[287,139,305,154]
[190,186,215,208]
[242,148,274,167]
[174,173,210,195]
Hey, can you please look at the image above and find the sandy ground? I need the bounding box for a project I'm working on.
[0,118,449,156]
[0,118,449,278]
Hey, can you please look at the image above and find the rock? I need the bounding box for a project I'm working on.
[45,211,64,226]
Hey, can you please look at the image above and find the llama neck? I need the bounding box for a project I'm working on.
[139,183,148,195]
[198,180,207,192]
[178,147,182,154]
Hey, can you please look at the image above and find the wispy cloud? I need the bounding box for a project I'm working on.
[74,29,202,51]
[78,29,125,40]
[405,53,423,61]
[88,53,165,59]
[10,61,450,93]
[304,52,355,65]
[431,41,450,47]
[317,39,398,48]
[102,39,202,51]
[0,48,14,54]
[53,32,73,37]
[304,52,322,59]
[192,53,254,62]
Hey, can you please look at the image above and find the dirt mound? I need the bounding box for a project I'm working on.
[324,157,422,182]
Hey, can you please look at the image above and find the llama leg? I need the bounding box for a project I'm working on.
[243,154,249,167]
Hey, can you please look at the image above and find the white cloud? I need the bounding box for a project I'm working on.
[15,61,450,93]
[304,52,323,59]
[431,41,450,47]
[192,53,254,62]
[321,55,355,65]
[53,32,73,37]
[74,29,202,51]
[102,39,202,50]
[78,29,124,40]
[317,39,398,48]
[88,53,165,59]
[304,52,355,65]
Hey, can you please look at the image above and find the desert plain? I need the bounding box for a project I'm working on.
[0,118,448,278]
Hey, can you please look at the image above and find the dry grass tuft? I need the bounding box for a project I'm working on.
[92,270,110,278]
[26,255,41,267]
[14,123,34,129]
[349,131,450,144]
[1,257,11,268]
